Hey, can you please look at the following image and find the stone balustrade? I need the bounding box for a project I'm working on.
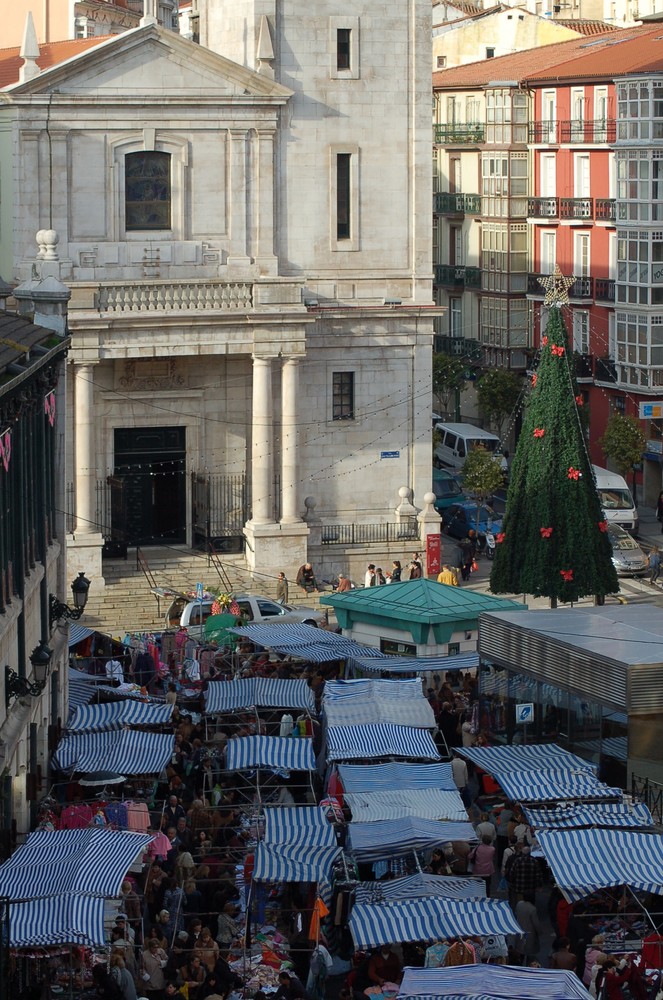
[96,280,253,312]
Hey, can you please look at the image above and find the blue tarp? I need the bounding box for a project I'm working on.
[253,843,341,884]
[538,827,663,902]
[225,735,315,772]
[345,789,467,823]
[337,762,455,793]
[398,964,593,1000]
[349,898,521,950]
[0,829,152,899]
[354,872,486,904]
[3,895,106,947]
[524,801,652,830]
[52,730,174,775]
[204,678,315,714]
[347,817,477,861]
[67,701,174,732]
[326,724,440,762]
[263,806,338,848]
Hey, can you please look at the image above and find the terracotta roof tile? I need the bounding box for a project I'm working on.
[556,18,619,35]
[432,24,659,88]
[0,36,111,89]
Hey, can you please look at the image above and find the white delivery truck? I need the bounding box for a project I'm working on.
[592,465,639,534]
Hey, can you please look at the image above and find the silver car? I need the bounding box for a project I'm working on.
[165,592,325,637]
[608,523,648,577]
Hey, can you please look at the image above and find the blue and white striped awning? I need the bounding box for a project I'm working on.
[263,806,338,848]
[225,735,315,772]
[253,842,341,884]
[52,730,174,775]
[204,678,315,714]
[348,817,477,861]
[538,827,663,902]
[337,762,455,793]
[4,895,106,947]
[68,624,98,647]
[345,789,467,823]
[326,725,440,762]
[229,624,386,662]
[349,898,521,950]
[525,801,653,830]
[0,828,152,899]
[354,872,486,904]
[460,744,594,774]
[67,701,174,732]
[398,964,593,1000]
[348,653,479,676]
[283,641,385,663]
[323,679,435,729]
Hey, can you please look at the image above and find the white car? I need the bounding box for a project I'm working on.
[164,592,325,637]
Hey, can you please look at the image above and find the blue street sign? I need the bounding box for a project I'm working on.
[196,582,204,600]
[380,451,400,459]
[515,703,534,725]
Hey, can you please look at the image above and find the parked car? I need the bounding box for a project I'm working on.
[434,422,501,471]
[607,523,648,577]
[441,500,502,541]
[164,592,325,637]
[432,469,465,514]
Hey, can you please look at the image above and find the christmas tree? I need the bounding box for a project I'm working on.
[490,268,619,603]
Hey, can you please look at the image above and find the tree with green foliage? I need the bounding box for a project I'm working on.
[477,369,523,438]
[599,413,646,478]
[462,445,505,535]
[433,353,467,418]
[490,306,619,604]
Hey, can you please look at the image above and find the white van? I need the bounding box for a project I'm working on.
[593,465,639,534]
[434,422,501,471]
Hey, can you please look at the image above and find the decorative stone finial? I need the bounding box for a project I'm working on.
[257,15,275,78]
[140,0,158,27]
[19,13,41,83]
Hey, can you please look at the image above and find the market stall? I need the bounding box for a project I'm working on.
[348,897,521,950]
[52,730,175,776]
[67,701,174,732]
[398,964,593,1000]
[346,817,477,862]
[322,678,436,729]
[325,724,441,763]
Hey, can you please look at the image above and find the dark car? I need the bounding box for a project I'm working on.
[441,501,503,540]
[432,469,465,514]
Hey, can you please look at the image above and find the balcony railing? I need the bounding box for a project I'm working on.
[527,274,593,298]
[435,336,482,361]
[528,197,559,219]
[595,278,615,302]
[434,265,481,289]
[559,198,593,220]
[434,123,485,145]
[322,521,420,545]
[529,121,559,144]
[574,353,594,380]
[558,119,616,144]
[96,280,254,312]
[595,357,617,383]
[595,198,616,222]
[433,192,482,216]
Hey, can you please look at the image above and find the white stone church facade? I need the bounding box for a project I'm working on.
[0,1,438,586]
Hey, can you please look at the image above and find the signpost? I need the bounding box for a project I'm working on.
[639,402,663,419]
[515,702,534,744]
[426,533,441,577]
[380,451,400,460]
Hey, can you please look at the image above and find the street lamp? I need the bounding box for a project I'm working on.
[49,572,91,629]
[5,641,53,709]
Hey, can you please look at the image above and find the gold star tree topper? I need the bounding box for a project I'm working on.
[538,264,575,307]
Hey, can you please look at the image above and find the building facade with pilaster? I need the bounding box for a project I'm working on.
[0,3,437,585]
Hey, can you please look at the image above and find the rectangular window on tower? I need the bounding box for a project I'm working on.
[125,150,171,231]
[332,372,355,420]
[337,154,351,240]
[337,29,351,70]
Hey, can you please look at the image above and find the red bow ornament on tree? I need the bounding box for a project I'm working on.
[533,428,545,438]
[560,569,574,582]
[551,344,565,357]
[567,467,580,480]
[540,527,553,538]
[575,395,584,406]
[598,520,609,533]
[496,532,506,544]
[531,373,538,387]
[541,336,548,346]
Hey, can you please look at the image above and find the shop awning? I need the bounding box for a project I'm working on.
[354,872,486,904]
[253,843,341,884]
[326,724,440,763]
[263,806,338,848]
[68,624,98,647]
[398,964,593,1000]
[345,789,467,823]
[52,730,174,775]
[67,701,174,732]
[347,817,477,861]
[225,735,315,772]
[459,744,619,803]
[347,652,479,675]
[4,895,106,947]
[288,641,386,663]
[0,828,152,899]
[337,762,456,793]
[204,678,315,714]
[538,827,663,902]
[229,624,385,662]
[524,801,653,830]
[348,898,520,950]
[323,679,435,728]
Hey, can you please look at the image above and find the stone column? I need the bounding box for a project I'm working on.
[74,363,96,534]
[228,130,251,269]
[251,356,274,524]
[281,358,301,524]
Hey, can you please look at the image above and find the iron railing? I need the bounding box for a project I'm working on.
[595,278,615,302]
[322,522,420,545]
[434,265,482,289]
[596,198,616,222]
[527,274,593,299]
[528,197,559,218]
[434,123,485,145]
[560,197,593,220]
[434,192,482,215]
[559,119,616,143]
[632,773,663,826]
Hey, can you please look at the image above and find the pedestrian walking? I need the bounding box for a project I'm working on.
[468,835,496,896]
[408,553,423,579]
[514,894,541,964]
[649,546,661,585]
[437,564,458,586]
[276,572,289,604]
[391,560,402,581]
